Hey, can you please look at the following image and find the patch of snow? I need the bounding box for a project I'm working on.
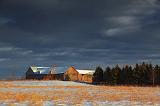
[83,101,93,106]
[3,81,90,86]
[43,101,55,106]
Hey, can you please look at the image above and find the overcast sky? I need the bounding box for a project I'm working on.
[0,0,160,79]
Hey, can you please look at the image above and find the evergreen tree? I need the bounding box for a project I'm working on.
[128,66,133,84]
[112,65,121,85]
[155,65,160,85]
[132,64,140,85]
[119,67,126,84]
[103,67,111,83]
[93,62,160,86]
[93,66,104,83]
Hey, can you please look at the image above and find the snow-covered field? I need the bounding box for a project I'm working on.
[0,80,160,106]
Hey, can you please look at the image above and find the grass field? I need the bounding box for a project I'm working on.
[0,80,160,106]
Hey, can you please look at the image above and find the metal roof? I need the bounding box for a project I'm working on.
[55,67,68,73]
[29,66,95,75]
[37,67,50,74]
[76,69,95,75]
[30,66,68,74]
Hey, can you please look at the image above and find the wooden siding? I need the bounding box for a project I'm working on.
[64,67,93,83]
[26,74,47,80]
[64,67,79,81]
[43,73,64,80]
[26,73,64,80]
[82,74,93,83]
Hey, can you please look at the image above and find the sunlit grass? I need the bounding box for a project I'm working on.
[0,80,159,105]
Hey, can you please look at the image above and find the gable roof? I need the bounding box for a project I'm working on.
[30,66,68,74]
[76,69,95,75]
[55,67,68,73]
[30,66,50,74]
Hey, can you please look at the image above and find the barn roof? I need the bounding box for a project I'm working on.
[55,67,69,73]
[30,66,50,74]
[76,69,95,75]
[30,66,68,74]
[29,66,95,75]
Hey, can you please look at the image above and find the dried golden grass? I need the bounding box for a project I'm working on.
[0,81,160,104]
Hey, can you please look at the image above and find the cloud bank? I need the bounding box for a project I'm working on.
[0,0,160,78]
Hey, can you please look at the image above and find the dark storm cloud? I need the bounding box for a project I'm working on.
[0,0,160,79]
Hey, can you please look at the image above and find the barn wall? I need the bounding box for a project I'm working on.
[55,73,64,80]
[26,68,36,79]
[26,75,36,79]
[64,67,79,81]
[81,74,93,83]
[78,74,83,82]
[35,74,47,80]
[26,74,48,80]
[63,67,94,83]
[43,74,56,80]
[27,73,64,80]
[26,67,34,76]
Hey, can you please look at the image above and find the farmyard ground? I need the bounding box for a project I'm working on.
[0,80,160,106]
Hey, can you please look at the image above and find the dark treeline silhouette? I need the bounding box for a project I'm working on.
[93,62,160,86]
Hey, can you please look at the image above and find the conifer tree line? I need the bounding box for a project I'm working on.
[93,62,160,85]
